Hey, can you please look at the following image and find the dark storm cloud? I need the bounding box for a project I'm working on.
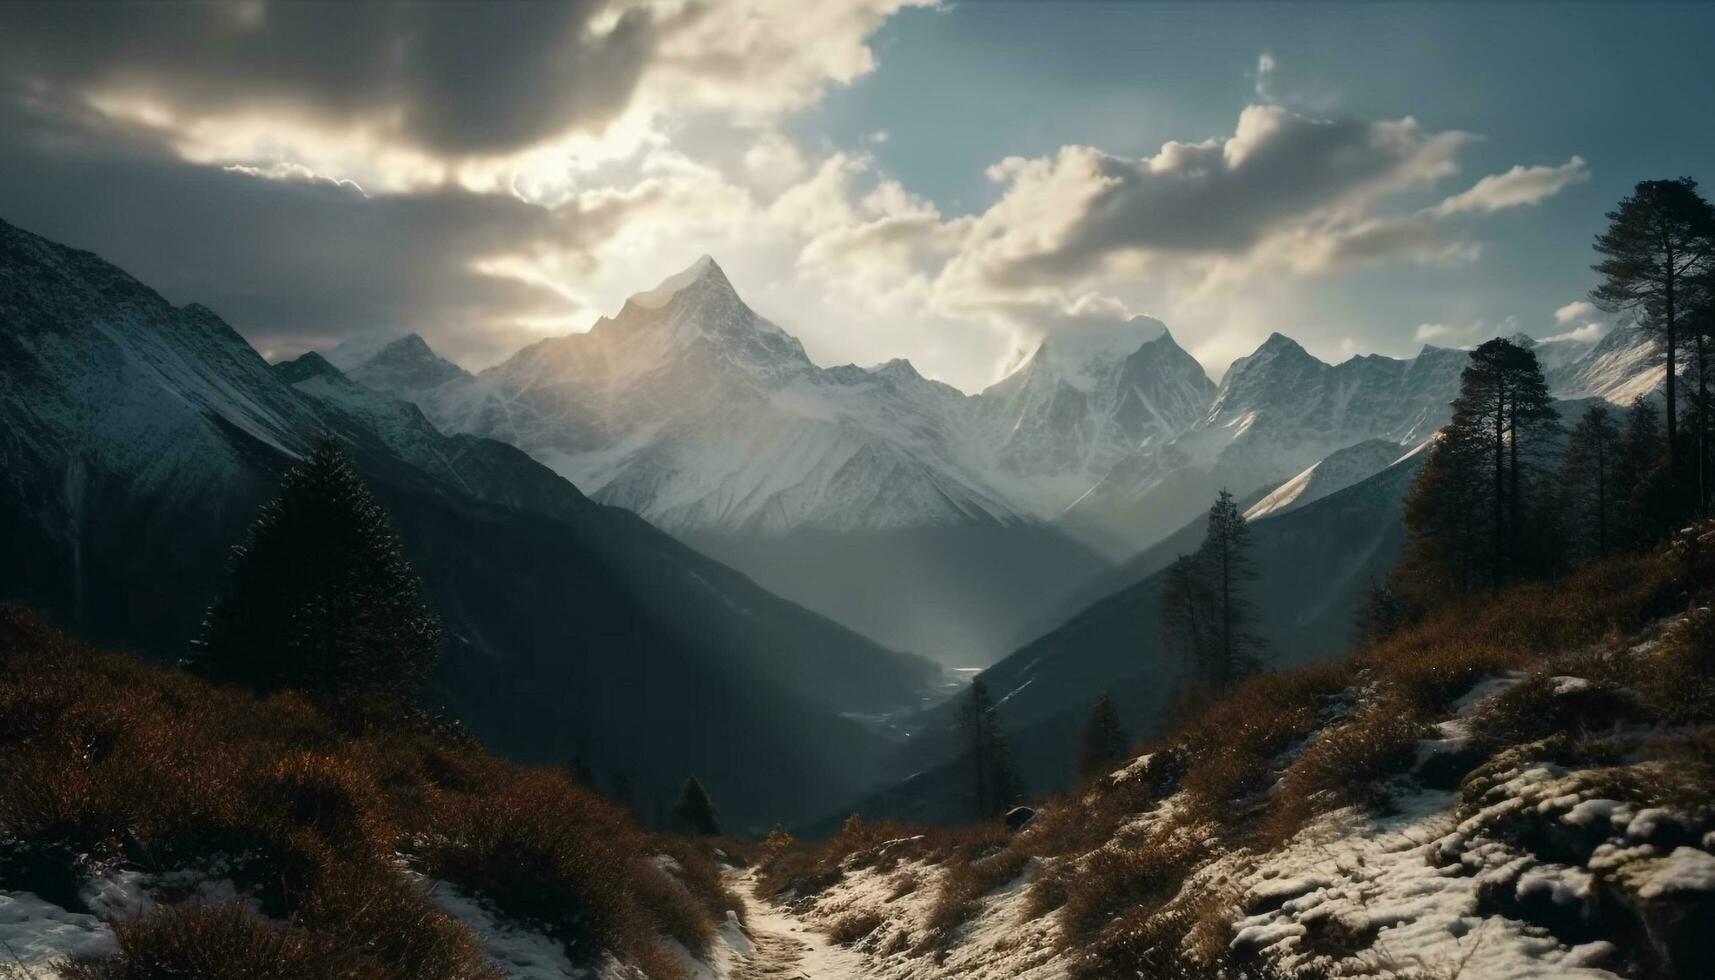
[0,87,639,365]
[0,0,657,156]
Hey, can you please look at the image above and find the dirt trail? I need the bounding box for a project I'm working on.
[725,873,869,980]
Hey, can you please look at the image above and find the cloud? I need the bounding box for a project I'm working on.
[1413,316,1519,346]
[0,2,653,158]
[1555,299,1598,324]
[1542,322,1603,343]
[946,105,1472,294]
[1431,156,1588,216]
[0,0,933,192]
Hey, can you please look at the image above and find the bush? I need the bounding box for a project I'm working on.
[827,909,885,946]
[1057,816,1214,940]
[0,606,726,978]
[62,900,499,980]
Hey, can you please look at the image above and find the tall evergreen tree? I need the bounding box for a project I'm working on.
[1453,338,1560,589]
[1158,553,1213,675]
[196,440,441,719]
[1615,396,1672,550]
[1561,404,1620,563]
[1077,694,1130,781]
[1399,339,1561,604]
[1199,488,1266,689]
[670,777,721,836]
[957,679,1021,819]
[1591,178,1715,484]
[1397,429,1488,607]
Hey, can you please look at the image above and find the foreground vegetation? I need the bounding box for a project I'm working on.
[0,605,741,980]
[755,530,1715,977]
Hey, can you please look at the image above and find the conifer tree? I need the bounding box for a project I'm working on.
[1561,404,1620,562]
[1351,575,1406,649]
[1592,178,1715,483]
[1615,396,1671,549]
[957,679,1021,819]
[196,439,440,719]
[670,777,721,836]
[1199,488,1266,689]
[1077,694,1130,781]
[1158,553,1213,674]
[1399,339,1564,605]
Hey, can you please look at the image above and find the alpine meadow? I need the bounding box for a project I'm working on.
[4,3,1715,978]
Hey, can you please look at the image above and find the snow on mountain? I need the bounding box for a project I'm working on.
[344,333,472,399]
[1064,326,1665,558]
[1547,324,1664,404]
[1245,438,1413,521]
[352,258,1209,535]
[977,318,1217,514]
[1064,335,1469,556]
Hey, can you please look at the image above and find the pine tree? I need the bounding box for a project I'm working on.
[1158,553,1213,674]
[957,679,1021,819]
[1199,488,1266,689]
[196,439,441,720]
[1351,575,1406,649]
[671,777,721,836]
[1592,178,1715,486]
[1077,694,1130,781]
[1615,397,1673,550]
[1397,430,1487,608]
[1561,405,1620,563]
[1399,339,1563,604]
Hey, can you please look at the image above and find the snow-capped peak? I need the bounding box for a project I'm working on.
[1031,315,1169,393]
[625,254,724,311]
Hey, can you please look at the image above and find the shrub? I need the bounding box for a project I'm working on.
[917,847,1030,948]
[1058,817,1213,940]
[0,606,726,977]
[62,900,499,980]
[1262,696,1430,845]
[827,909,885,946]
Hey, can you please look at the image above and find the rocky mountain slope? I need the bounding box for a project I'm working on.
[750,533,1715,980]
[0,216,938,829]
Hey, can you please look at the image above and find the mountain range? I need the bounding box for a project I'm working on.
[337,258,1659,661]
[0,217,940,831]
[1,215,1667,832]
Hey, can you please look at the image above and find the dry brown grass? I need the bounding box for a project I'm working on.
[0,605,722,979]
[827,909,885,946]
[917,846,1030,949]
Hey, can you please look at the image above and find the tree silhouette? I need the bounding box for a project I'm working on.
[1352,575,1406,649]
[1400,339,1561,604]
[196,440,440,721]
[670,777,721,836]
[1077,694,1130,781]
[1561,404,1620,562]
[957,679,1021,819]
[1592,178,1715,486]
[1199,489,1266,689]
[1159,553,1213,678]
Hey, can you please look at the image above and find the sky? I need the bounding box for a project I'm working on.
[0,1,1710,392]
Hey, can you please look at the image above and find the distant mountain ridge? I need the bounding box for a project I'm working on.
[1062,328,1660,557]
[339,258,1219,535]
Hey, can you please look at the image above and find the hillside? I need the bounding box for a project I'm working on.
[745,528,1715,979]
[0,605,757,980]
[0,216,938,830]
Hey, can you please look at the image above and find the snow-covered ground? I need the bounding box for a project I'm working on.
[741,617,1715,980]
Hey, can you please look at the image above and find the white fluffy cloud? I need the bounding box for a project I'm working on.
[0,21,1594,389]
[1432,157,1588,216]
